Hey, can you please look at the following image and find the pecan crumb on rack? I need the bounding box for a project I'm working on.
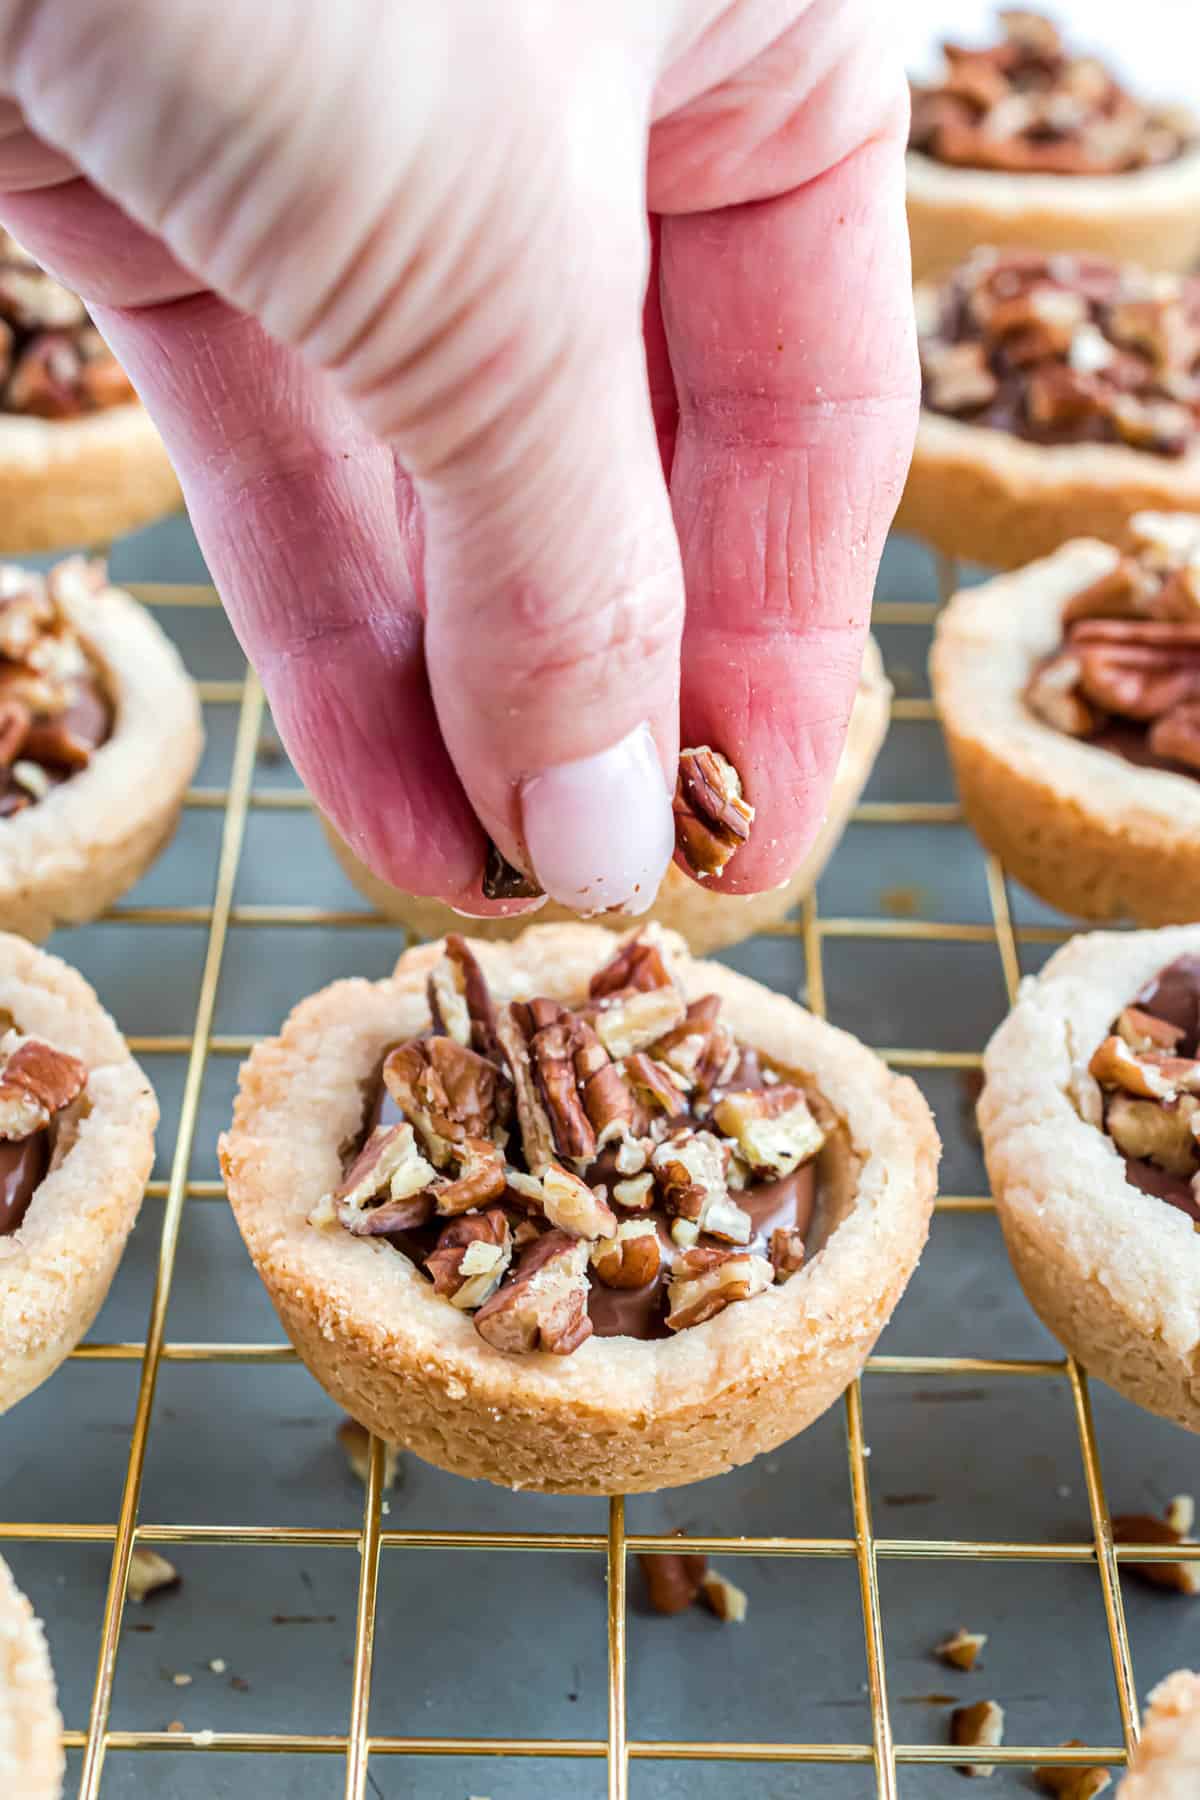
[336,1418,402,1492]
[950,1697,1005,1777]
[934,1627,988,1672]
[1112,1507,1200,1594]
[638,1551,708,1615]
[1033,1748,1112,1798]
[126,1548,180,1604]
[674,747,754,878]
[699,1569,748,1623]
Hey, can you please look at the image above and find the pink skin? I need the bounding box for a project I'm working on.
[0,0,916,912]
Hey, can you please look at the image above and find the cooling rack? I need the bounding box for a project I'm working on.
[0,533,1195,1800]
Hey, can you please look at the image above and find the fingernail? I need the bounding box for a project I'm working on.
[521,723,674,915]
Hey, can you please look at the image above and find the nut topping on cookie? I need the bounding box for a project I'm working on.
[0,1033,86,1137]
[324,932,827,1351]
[674,747,755,878]
[1089,956,1200,1216]
[0,234,137,420]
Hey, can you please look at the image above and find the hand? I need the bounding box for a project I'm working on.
[0,0,917,916]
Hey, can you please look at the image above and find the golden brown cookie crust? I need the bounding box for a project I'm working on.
[321,638,891,952]
[931,535,1200,925]
[0,561,204,941]
[898,368,1200,572]
[0,934,157,1413]
[0,404,181,554]
[907,145,1200,283]
[221,923,939,1495]
[981,926,1200,1431]
[0,1556,62,1800]
[1119,1669,1200,1798]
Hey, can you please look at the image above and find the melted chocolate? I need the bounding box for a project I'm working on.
[355,1064,822,1342]
[0,1128,48,1236]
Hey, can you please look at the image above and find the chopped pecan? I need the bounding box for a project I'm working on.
[425,1208,512,1308]
[21,709,96,772]
[700,1569,748,1623]
[1166,1493,1195,1534]
[612,1171,655,1211]
[1024,654,1102,736]
[951,1698,1005,1778]
[589,935,674,998]
[1115,1007,1184,1054]
[536,1161,617,1241]
[473,1230,593,1355]
[126,1548,180,1605]
[590,984,686,1061]
[674,747,754,878]
[1033,1748,1111,1798]
[934,1627,987,1672]
[0,1035,86,1137]
[481,840,543,901]
[591,1218,662,1289]
[712,1086,824,1178]
[648,995,738,1092]
[624,1051,690,1121]
[768,1227,806,1282]
[638,1552,707,1615]
[921,340,998,412]
[1148,700,1200,770]
[526,1013,597,1163]
[495,1003,557,1175]
[1113,1511,1200,1594]
[1088,1035,1200,1101]
[666,1244,774,1331]
[384,1035,506,1163]
[431,934,498,1057]
[332,1122,437,1221]
[1105,1093,1199,1175]
[433,1136,508,1216]
[0,698,30,767]
[1072,619,1200,720]
[651,1130,751,1242]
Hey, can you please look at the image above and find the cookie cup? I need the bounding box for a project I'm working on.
[0,562,203,941]
[0,1556,62,1800]
[0,934,157,1412]
[932,537,1200,924]
[221,923,938,1495]
[897,380,1200,572]
[981,926,1200,1430]
[907,147,1200,284]
[321,639,890,951]
[0,404,181,554]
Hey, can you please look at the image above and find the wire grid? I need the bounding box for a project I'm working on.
[0,558,1184,1799]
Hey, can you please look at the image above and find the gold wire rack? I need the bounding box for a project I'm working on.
[0,557,1183,1798]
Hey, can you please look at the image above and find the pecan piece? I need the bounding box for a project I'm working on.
[1113,1511,1200,1594]
[434,1136,508,1216]
[589,935,673,998]
[712,1085,824,1179]
[0,264,86,332]
[1115,1007,1184,1054]
[768,1227,806,1282]
[1024,654,1101,736]
[648,995,738,1092]
[0,1035,86,1137]
[1106,1093,1199,1175]
[473,1231,593,1355]
[330,1122,438,1226]
[495,1002,558,1176]
[951,1698,1005,1778]
[0,698,30,768]
[674,747,754,878]
[526,1012,597,1163]
[934,1627,987,1672]
[612,1171,655,1211]
[623,1051,690,1121]
[700,1569,748,1623]
[638,1552,707,1615]
[425,1208,512,1308]
[652,1130,751,1242]
[1148,701,1200,771]
[1088,1035,1200,1101]
[536,1161,617,1241]
[921,339,998,412]
[383,1035,505,1163]
[126,1548,180,1605]
[666,1245,774,1332]
[591,1218,662,1288]
[590,984,686,1061]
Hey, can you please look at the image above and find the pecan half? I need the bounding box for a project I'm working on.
[1072,619,1200,720]
[665,1245,774,1331]
[0,1035,86,1138]
[424,1208,512,1308]
[712,1086,825,1179]
[495,1002,558,1175]
[674,747,754,878]
[473,1231,593,1355]
[591,1218,662,1288]
[526,1012,597,1163]
[384,1035,506,1163]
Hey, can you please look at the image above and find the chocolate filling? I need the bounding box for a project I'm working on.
[920,251,1200,457]
[1097,955,1200,1220]
[0,1127,48,1236]
[354,1063,822,1341]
